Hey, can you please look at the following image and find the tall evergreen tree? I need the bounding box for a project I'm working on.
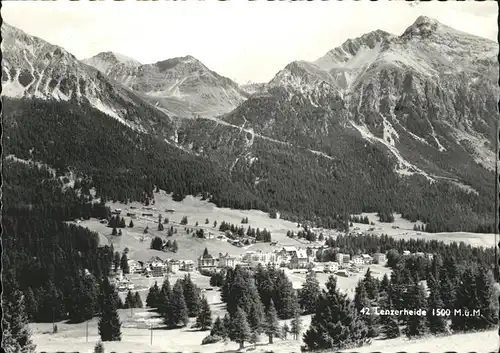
[2,286,36,353]
[98,280,122,341]
[164,280,189,328]
[210,316,227,338]
[303,276,369,351]
[451,268,477,332]
[196,296,213,331]
[474,266,497,330]
[113,252,120,272]
[404,282,427,338]
[264,299,281,344]
[228,307,252,350]
[146,281,160,309]
[354,280,379,338]
[290,311,302,340]
[134,292,143,309]
[363,268,379,300]
[426,275,447,334]
[120,253,129,274]
[379,294,400,339]
[124,290,135,309]
[182,274,201,317]
[299,271,321,315]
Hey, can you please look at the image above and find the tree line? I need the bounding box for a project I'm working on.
[218,221,272,242]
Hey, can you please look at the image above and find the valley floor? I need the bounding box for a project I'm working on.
[51,191,498,353]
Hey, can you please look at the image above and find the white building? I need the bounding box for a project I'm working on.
[219,253,238,268]
[361,254,373,264]
[242,251,285,267]
[351,256,363,266]
[402,250,411,256]
[373,252,386,263]
[323,262,339,273]
[336,253,351,265]
[167,259,180,273]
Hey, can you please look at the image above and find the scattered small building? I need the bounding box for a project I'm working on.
[167,259,180,273]
[323,262,339,273]
[402,250,411,256]
[337,269,351,277]
[351,256,363,266]
[219,253,238,269]
[426,253,434,261]
[290,249,311,269]
[198,253,218,272]
[181,260,195,272]
[142,213,153,217]
[373,252,386,263]
[361,254,373,264]
[415,252,425,257]
[127,212,137,218]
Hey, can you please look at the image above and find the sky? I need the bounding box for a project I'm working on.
[3,0,497,84]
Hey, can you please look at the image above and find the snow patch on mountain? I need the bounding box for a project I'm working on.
[350,121,433,181]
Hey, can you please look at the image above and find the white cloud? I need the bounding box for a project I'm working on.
[2,0,497,84]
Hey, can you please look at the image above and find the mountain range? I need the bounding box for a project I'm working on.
[2,16,498,232]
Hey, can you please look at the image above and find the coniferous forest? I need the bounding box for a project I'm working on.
[3,97,496,233]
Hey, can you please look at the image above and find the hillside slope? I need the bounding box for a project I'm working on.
[83,53,248,119]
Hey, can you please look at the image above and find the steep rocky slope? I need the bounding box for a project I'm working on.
[83,53,248,118]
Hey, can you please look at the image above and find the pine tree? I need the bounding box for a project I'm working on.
[158,278,172,316]
[363,268,379,300]
[182,274,201,317]
[303,276,369,350]
[354,280,379,338]
[111,227,117,236]
[474,266,497,330]
[290,311,302,340]
[379,273,390,295]
[196,296,213,331]
[129,220,134,228]
[281,322,290,340]
[113,252,120,272]
[165,280,189,328]
[98,280,122,341]
[146,282,160,309]
[451,268,477,332]
[124,290,135,309]
[24,287,38,322]
[299,270,321,315]
[2,287,36,353]
[210,316,227,338]
[172,240,178,253]
[264,299,281,344]
[134,292,143,308]
[426,275,447,334]
[404,282,427,338]
[228,307,252,350]
[120,253,129,274]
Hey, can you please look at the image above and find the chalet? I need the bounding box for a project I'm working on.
[127,259,141,273]
[148,256,165,267]
[113,208,122,215]
[402,250,411,256]
[198,253,218,272]
[127,212,137,218]
[426,253,434,261]
[181,260,195,272]
[279,246,298,261]
[351,256,363,266]
[168,259,180,273]
[361,254,373,264]
[151,265,167,277]
[142,213,153,217]
[415,252,425,257]
[219,253,238,269]
[290,249,311,269]
[165,209,176,213]
[100,219,108,224]
[323,262,339,273]
[336,253,351,265]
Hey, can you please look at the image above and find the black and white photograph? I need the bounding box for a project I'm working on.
[2,0,499,352]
